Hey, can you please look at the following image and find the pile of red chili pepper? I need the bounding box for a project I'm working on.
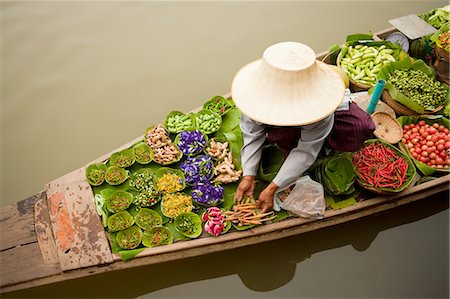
[352,142,410,190]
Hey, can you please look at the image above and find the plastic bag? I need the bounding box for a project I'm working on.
[278,176,325,219]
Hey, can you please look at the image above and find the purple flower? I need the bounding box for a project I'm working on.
[180,155,213,185]
[177,131,206,156]
[191,181,224,206]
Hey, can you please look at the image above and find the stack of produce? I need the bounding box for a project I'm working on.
[352,140,415,193]
[224,197,275,228]
[129,169,160,207]
[202,207,227,237]
[418,5,449,29]
[165,112,194,134]
[401,120,450,169]
[339,43,402,87]
[388,69,448,111]
[145,124,181,165]
[203,96,234,116]
[207,139,242,183]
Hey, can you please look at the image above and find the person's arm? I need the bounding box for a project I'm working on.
[273,114,334,189]
[240,114,266,177]
[256,114,334,212]
[235,114,266,200]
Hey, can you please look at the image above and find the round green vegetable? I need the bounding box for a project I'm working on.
[142,226,173,247]
[173,212,202,238]
[388,69,448,111]
[194,109,222,135]
[134,208,162,230]
[85,163,107,186]
[110,148,135,168]
[105,166,128,186]
[164,111,194,134]
[116,226,143,249]
[133,142,153,164]
[106,190,133,213]
[107,211,134,232]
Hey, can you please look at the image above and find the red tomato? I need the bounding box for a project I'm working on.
[418,120,426,126]
[445,142,450,149]
[436,157,444,165]
[437,144,445,151]
[433,123,440,128]
[429,152,437,160]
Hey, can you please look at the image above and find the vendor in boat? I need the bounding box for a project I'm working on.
[232,41,346,213]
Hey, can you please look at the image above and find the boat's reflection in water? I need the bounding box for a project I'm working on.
[4,191,448,298]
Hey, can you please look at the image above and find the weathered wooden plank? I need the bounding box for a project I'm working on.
[0,192,43,251]
[34,195,59,265]
[45,168,114,271]
[0,242,61,288]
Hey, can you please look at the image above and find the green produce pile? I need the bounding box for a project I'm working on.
[339,43,402,87]
[419,5,450,29]
[388,69,448,111]
[165,112,194,134]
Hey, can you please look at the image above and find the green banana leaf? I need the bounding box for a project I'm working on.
[313,153,356,197]
[165,222,189,242]
[272,210,293,223]
[222,183,238,211]
[397,115,450,175]
[374,58,450,113]
[346,33,374,42]
[212,107,243,169]
[119,248,146,262]
[325,194,357,210]
[257,144,285,182]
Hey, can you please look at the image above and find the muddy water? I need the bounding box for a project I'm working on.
[1,1,448,298]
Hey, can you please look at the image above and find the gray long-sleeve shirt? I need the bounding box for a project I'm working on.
[240,113,334,189]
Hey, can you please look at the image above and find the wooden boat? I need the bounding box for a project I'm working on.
[1,27,449,294]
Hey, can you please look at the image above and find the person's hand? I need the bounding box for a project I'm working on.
[234,176,256,201]
[256,182,278,213]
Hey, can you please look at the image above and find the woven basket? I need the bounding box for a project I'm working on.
[336,54,372,92]
[355,178,396,195]
[381,91,418,116]
[433,45,449,85]
[371,111,403,144]
[382,90,444,116]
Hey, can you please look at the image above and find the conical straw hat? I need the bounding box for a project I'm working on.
[231,42,346,126]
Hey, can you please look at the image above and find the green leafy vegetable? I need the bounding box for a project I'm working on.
[312,153,356,197]
[142,226,173,247]
[133,142,153,165]
[110,148,136,168]
[134,208,162,230]
[107,211,134,232]
[105,190,133,213]
[86,163,107,186]
[116,226,143,249]
[173,212,202,238]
